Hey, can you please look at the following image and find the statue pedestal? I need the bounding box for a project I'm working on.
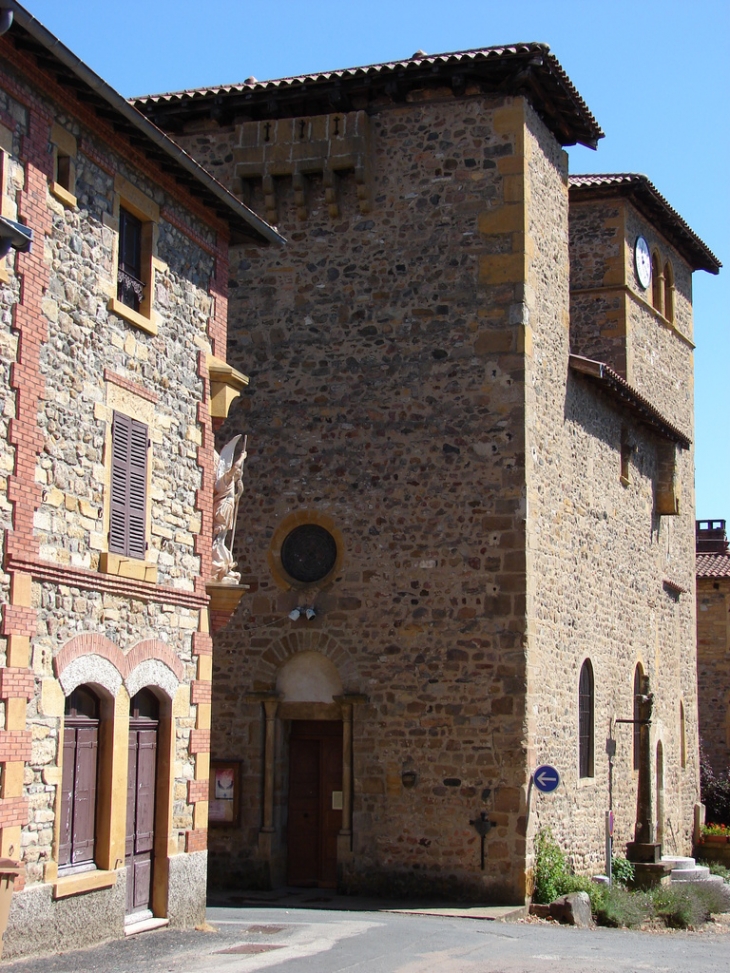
[206,582,249,632]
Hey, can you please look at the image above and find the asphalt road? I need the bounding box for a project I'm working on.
[4,906,730,973]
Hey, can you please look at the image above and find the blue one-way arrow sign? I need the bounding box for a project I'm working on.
[533,765,560,793]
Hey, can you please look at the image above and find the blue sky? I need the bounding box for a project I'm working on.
[24,0,729,518]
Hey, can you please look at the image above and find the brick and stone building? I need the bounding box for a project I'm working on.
[135,44,721,904]
[0,3,280,958]
[696,519,730,774]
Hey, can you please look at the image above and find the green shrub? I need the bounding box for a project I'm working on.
[650,882,730,929]
[532,828,605,912]
[610,855,635,887]
[533,827,571,904]
[594,885,650,928]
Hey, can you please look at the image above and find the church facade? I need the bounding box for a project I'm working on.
[135,47,720,901]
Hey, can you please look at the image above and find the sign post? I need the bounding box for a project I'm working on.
[606,810,614,886]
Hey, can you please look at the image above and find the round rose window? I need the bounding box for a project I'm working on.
[280,524,338,584]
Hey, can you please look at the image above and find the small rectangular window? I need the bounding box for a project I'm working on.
[109,411,148,559]
[117,208,145,312]
[50,123,77,207]
[56,153,72,192]
[620,427,631,486]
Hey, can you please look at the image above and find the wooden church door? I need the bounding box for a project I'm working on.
[287,721,342,888]
[126,689,159,915]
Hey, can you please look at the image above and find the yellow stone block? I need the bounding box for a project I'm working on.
[5,697,26,731]
[172,683,191,718]
[477,205,524,236]
[502,174,525,203]
[195,752,210,781]
[194,801,209,831]
[478,252,525,286]
[493,104,525,136]
[197,655,213,681]
[10,572,32,607]
[42,767,62,786]
[197,702,212,731]
[2,762,24,797]
[44,487,64,507]
[497,156,526,176]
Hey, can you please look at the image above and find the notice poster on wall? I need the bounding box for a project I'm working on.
[208,760,241,826]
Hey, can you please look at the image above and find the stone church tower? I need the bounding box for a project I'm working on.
[136,45,720,901]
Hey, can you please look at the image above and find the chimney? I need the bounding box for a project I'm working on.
[696,520,729,554]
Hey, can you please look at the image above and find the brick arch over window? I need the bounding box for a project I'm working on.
[55,634,185,693]
[255,630,359,693]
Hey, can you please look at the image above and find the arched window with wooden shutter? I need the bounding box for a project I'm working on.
[579,659,594,778]
[663,261,674,324]
[59,686,100,869]
[651,251,663,314]
[110,411,148,560]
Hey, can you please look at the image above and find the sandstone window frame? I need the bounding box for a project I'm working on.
[107,174,159,336]
[268,510,345,591]
[49,122,77,209]
[578,659,595,779]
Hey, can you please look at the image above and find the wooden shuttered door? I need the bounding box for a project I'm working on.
[110,411,148,559]
[126,691,159,915]
[59,723,99,867]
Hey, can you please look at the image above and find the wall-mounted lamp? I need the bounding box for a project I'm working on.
[288,606,317,621]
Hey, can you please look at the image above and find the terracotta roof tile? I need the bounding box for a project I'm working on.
[132,43,604,150]
[569,173,720,274]
[696,553,730,579]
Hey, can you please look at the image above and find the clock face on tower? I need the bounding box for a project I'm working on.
[634,236,652,290]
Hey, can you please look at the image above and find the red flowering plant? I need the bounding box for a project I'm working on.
[701,822,730,837]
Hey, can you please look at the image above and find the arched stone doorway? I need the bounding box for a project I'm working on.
[254,649,365,889]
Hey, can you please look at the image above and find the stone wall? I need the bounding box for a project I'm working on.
[569,199,627,375]
[178,91,559,903]
[535,188,698,872]
[697,575,730,773]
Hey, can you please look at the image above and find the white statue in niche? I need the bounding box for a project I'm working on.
[211,434,247,584]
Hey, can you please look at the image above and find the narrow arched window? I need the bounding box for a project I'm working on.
[60,686,100,869]
[651,251,663,314]
[679,700,686,769]
[633,664,643,771]
[579,660,594,778]
[663,262,674,323]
